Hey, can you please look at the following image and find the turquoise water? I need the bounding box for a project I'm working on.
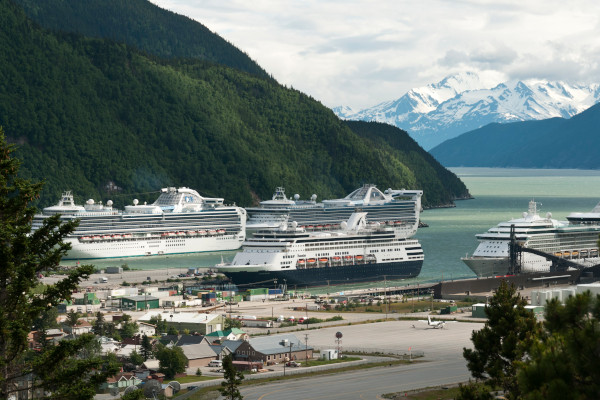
[65,168,600,293]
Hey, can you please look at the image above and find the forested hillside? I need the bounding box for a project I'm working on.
[344,121,470,205]
[13,0,269,78]
[1,0,468,208]
[430,103,600,169]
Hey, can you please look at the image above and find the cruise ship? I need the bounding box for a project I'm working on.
[245,184,423,238]
[215,212,424,287]
[33,187,246,260]
[462,200,600,277]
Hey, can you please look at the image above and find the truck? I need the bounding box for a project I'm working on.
[99,277,108,283]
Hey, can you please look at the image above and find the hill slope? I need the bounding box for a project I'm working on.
[0,0,468,208]
[429,103,600,169]
[13,0,269,78]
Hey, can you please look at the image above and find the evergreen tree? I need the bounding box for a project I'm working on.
[65,310,80,329]
[140,334,153,361]
[517,292,600,399]
[92,311,106,336]
[461,280,539,399]
[0,128,118,399]
[219,354,244,400]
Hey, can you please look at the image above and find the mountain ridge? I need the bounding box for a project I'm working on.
[335,72,600,150]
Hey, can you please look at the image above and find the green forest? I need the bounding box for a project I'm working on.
[1,0,469,208]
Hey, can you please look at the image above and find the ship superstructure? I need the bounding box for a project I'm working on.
[216,212,423,287]
[462,200,600,277]
[32,188,246,260]
[246,184,423,238]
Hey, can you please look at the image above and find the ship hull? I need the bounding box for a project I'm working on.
[217,260,423,288]
[64,233,245,260]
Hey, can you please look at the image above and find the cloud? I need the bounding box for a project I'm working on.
[150,0,600,109]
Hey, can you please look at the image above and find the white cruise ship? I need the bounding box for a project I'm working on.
[33,187,246,260]
[216,212,423,288]
[245,184,423,239]
[462,200,600,277]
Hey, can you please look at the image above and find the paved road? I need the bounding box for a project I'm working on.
[238,358,470,400]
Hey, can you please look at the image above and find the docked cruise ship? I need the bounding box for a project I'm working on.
[246,184,423,238]
[32,187,246,260]
[462,200,600,277]
[215,212,424,287]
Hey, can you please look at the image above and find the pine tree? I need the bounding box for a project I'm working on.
[219,354,244,400]
[140,334,153,361]
[0,128,118,399]
[461,280,539,399]
[517,291,600,398]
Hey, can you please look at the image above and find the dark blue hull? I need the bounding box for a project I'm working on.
[220,260,423,288]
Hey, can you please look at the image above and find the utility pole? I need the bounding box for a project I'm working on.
[384,275,387,320]
[304,333,309,365]
[305,303,308,330]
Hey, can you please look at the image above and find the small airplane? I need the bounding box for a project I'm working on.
[417,315,456,329]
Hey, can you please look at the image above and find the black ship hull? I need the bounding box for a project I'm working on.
[219,260,423,288]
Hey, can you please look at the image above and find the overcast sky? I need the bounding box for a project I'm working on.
[149,0,600,110]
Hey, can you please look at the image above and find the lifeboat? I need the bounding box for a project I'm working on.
[386,221,394,226]
[306,225,314,230]
[394,220,403,225]
[572,251,579,257]
[123,233,133,239]
[92,236,102,241]
[332,256,341,262]
[580,250,588,257]
[187,231,198,236]
[554,252,563,257]
[217,229,226,235]
[318,258,328,263]
[355,255,364,260]
[563,251,571,258]
[80,236,91,242]
[316,225,323,230]
[307,258,317,264]
[167,232,176,237]
[590,249,599,257]
[101,235,111,240]
[111,234,122,240]
[198,230,207,236]
[324,224,332,229]
[176,231,186,237]
[297,259,306,264]
[297,259,306,268]
[208,230,217,235]
[343,255,353,261]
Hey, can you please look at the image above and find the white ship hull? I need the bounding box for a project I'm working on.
[462,200,600,277]
[65,233,245,260]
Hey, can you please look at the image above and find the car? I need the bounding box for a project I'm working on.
[286,361,300,367]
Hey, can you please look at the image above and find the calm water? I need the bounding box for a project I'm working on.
[66,168,600,293]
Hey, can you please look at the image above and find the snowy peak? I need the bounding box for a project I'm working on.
[334,72,600,150]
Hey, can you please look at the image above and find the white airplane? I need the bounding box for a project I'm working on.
[417,315,456,329]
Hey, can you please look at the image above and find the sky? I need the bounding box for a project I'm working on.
[149,0,600,110]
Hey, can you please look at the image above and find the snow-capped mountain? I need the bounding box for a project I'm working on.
[335,72,600,150]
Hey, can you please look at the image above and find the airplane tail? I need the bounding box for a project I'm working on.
[427,315,432,325]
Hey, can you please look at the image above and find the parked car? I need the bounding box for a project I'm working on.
[286,361,300,367]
